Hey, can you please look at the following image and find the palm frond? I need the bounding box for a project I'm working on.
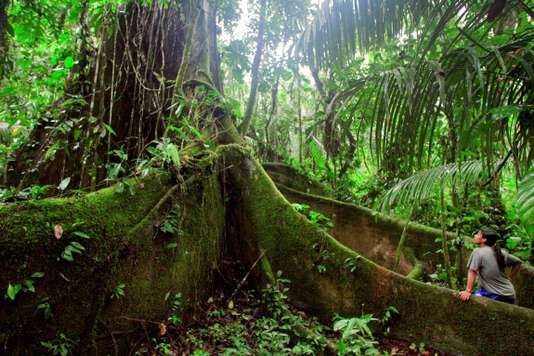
[380,160,488,212]
[517,168,534,237]
[297,0,436,68]
[343,28,534,175]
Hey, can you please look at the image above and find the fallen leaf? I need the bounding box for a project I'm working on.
[31,272,45,279]
[58,177,71,191]
[54,224,63,240]
[159,323,167,336]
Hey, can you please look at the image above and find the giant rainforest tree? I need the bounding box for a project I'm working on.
[1,0,533,354]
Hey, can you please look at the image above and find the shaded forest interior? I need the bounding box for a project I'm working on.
[0,0,533,355]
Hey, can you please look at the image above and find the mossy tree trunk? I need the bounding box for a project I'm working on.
[222,149,534,356]
[0,172,225,354]
[11,0,220,188]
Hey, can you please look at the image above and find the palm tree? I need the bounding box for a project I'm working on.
[298,0,533,220]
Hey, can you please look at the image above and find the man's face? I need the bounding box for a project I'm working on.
[473,231,485,245]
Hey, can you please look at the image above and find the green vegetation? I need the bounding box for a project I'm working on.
[135,274,405,356]
[0,0,533,354]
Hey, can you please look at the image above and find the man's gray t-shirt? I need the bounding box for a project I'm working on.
[467,246,521,297]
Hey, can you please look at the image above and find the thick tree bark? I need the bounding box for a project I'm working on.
[10,0,222,189]
[239,0,266,136]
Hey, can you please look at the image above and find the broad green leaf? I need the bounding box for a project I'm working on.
[73,231,91,239]
[506,236,521,250]
[70,241,86,251]
[24,279,35,293]
[64,56,75,69]
[103,123,116,136]
[165,242,178,249]
[62,251,74,262]
[6,283,22,301]
[44,141,62,161]
[163,143,181,168]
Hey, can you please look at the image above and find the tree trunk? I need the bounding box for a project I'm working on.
[0,0,9,77]
[0,172,225,354]
[10,0,219,189]
[239,0,266,136]
[263,74,279,160]
[297,74,303,163]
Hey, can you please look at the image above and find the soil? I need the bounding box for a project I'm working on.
[378,338,449,356]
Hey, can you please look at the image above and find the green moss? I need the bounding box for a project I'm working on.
[263,162,331,196]
[406,261,424,280]
[0,172,225,353]
[274,183,534,309]
[224,148,534,356]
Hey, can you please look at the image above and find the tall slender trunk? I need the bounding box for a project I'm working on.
[239,0,266,136]
[0,0,9,77]
[440,181,455,289]
[264,74,279,157]
[310,65,326,101]
[297,75,303,163]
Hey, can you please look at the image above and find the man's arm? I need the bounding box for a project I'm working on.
[459,269,477,301]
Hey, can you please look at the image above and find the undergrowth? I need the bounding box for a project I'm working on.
[133,273,445,356]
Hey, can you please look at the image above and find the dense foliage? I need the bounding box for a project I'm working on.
[0,0,533,352]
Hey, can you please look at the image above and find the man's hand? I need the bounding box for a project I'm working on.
[459,290,472,301]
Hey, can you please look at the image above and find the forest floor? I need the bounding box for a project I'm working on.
[132,260,449,356]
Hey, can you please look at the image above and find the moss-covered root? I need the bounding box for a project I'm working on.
[275,183,534,310]
[263,162,331,196]
[0,173,225,354]
[275,183,453,273]
[514,264,534,309]
[224,150,534,356]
